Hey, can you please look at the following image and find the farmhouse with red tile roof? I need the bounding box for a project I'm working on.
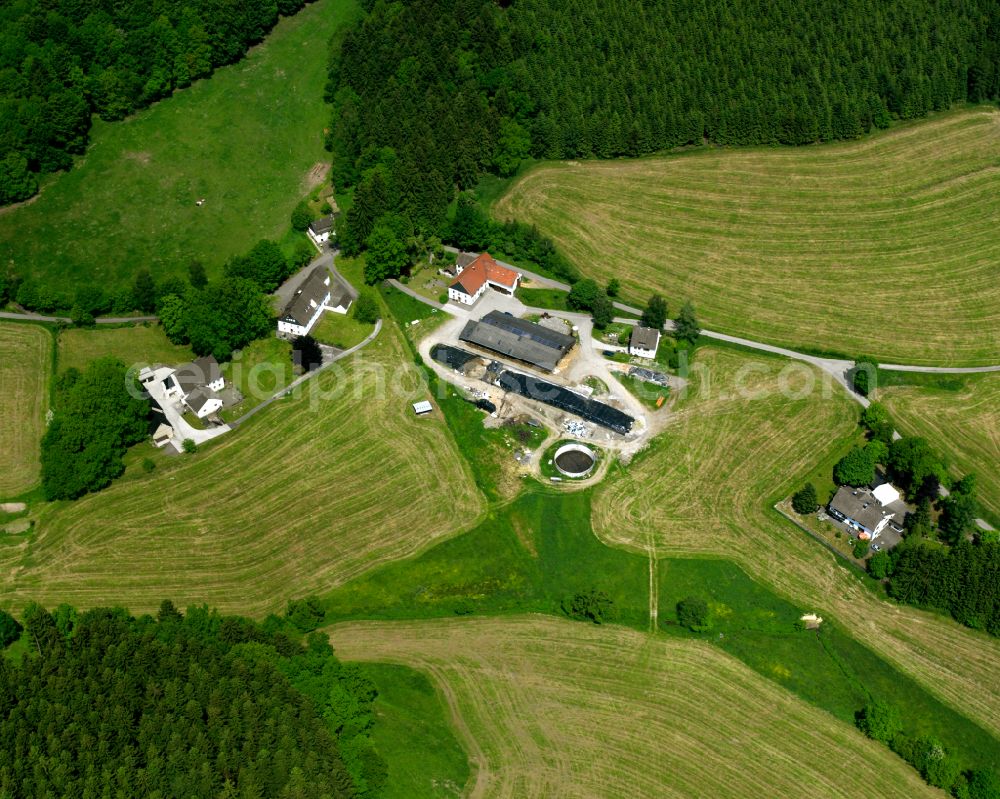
[447,252,521,305]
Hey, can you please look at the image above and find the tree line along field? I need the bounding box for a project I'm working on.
[328,616,939,799]
[495,109,1000,366]
[0,322,484,615]
[0,323,52,498]
[590,345,1000,742]
[879,374,1000,526]
[0,0,360,294]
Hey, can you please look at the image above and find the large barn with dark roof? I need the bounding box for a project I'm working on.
[459,311,575,372]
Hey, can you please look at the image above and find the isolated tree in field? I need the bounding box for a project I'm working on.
[673,301,701,344]
[132,268,156,313]
[291,201,312,231]
[606,278,620,297]
[857,700,902,743]
[364,223,409,284]
[848,356,878,396]
[353,290,379,324]
[792,483,819,514]
[567,278,601,311]
[868,550,893,579]
[562,589,614,624]
[676,597,710,631]
[188,259,207,288]
[292,335,323,372]
[0,609,22,647]
[641,294,668,330]
[591,293,614,329]
[861,401,894,443]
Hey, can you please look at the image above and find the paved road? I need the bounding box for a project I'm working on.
[0,310,159,324]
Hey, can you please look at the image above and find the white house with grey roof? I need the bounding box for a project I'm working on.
[277,266,352,338]
[160,355,226,419]
[629,326,661,359]
[828,483,906,540]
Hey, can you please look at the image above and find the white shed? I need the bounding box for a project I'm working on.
[412,400,433,415]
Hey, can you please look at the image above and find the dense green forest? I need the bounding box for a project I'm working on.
[327,0,1000,247]
[0,601,384,798]
[0,0,317,204]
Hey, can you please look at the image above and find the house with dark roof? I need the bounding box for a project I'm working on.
[828,485,906,540]
[307,215,336,246]
[162,355,225,419]
[459,310,575,372]
[447,253,520,305]
[629,326,661,358]
[278,267,336,337]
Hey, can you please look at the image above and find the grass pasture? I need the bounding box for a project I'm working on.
[879,373,1000,524]
[362,663,470,799]
[57,324,194,374]
[496,108,1000,365]
[329,616,939,799]
[0,322,483,615]
[311,310,374,350]
[0,0,361,293]
[0,323,52,497]
[592,345,1000,740]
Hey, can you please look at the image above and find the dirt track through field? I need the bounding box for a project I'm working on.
[328,616,940,799]
[0,323,52,497]
[497,109,1000,366]
[592,346,1000,740]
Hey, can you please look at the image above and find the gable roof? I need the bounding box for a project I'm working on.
[459,311,575,372]
[450,253,519,296]
[173,355,221,395]
[282,266,331,326]
[829,486,892,532]
[630,326,660,351]
[184,388,216,414]
[309,216,335,235]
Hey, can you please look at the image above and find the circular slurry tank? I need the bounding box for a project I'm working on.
[554,443,596,478]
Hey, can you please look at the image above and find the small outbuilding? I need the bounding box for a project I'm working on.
[629,326,661,359]
[152,423,174,448]
[413,400,433,415]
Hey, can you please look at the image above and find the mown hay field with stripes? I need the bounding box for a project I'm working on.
[0,323,52,498]
[328,616,939,799]
[0,323,483,615]
[496,109,1000,366]
[879,374,1000,524]
[592,345,1000,741]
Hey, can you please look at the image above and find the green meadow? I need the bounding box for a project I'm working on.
[0,0,361,293]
